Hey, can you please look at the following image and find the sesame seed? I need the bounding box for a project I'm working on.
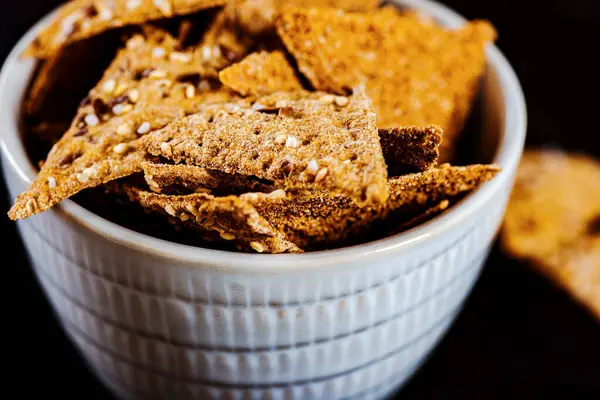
[126,0,142,10]
[315,168,329,182]
[148,69,167,79]
[102,79,116,93]
[47,176,56,189]
[153,0,172,16]
[319,94,335,104]
[306,159,319,174]
[164,204,177,216]
[285,135,299,149]
[113,143,129,154]
[185,84,196,99]
[275,134,287,144]
[268,189,287,199]
[201,45,212,61]
[98,8,113,21]
[212,45,222,59]
[137,122,151,134]
[26,199,36,215]
[250,241,265,253]
[160,142,173,156]
[112,103,133,115]
[156,79,173,88]
[84,114,99,127]
[252,102,267,111]
[170,52,192,63]
[152,47,166,59]
[220,232,236,241]
[334,96,349,106]
[180,213,190,222]
[114,81,129,96]
[128,89,140,103]
[127,35,144,49]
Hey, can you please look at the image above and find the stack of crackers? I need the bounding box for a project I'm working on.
[9,0,501,253]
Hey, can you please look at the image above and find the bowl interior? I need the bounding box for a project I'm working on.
[0,0,526,269]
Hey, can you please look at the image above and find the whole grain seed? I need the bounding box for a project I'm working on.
[250,241,265,253]
[26,199,37,214]
[152,47,166,59]
[170,52,192,63]
[285,135,299,148]
[306,159,319,174]
[84,114,99,126]
[335,96,349,106]
[220,232,236,240]
[185,85,196,99]
[137,122,151,134]
[102,79,116,93]
[113,143,129,154]
[160,142,173,156]
[315,167,329,182]
[164,204,177,216]
[128,89,140,103]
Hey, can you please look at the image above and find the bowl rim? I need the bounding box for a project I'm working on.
[0,0,527,272]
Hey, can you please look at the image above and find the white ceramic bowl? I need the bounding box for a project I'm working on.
[0,1,526,399]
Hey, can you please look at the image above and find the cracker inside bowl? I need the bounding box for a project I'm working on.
[10,1,501,253]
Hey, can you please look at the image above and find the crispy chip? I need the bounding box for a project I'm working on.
[276,6,496,161]
[139,89,389,205]
[122,185,301,253]
[23,0,228,58]
[253,164,499,249]
[379,125,442,175]
[226,0,379,35]
[9,27,239,220]
[141,161,274,194]
[219,51,303,96]
[502,150,600,318]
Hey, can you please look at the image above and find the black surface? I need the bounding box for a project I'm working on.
[2,1,600,399]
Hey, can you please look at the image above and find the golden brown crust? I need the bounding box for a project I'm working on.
[219,51,303,96]
[122,184,302,253]
[9,26,239,220]
[23,0,228,58]
[139,88,389,206]
[502,150,600,318]
[379,125,442,175]
[254,164,500,249]
[276,6,496,161]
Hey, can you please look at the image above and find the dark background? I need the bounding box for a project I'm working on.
[1,0,599,398]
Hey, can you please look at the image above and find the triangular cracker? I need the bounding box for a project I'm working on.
[122,185,301,253]
[379,125,442,175]
[252,164,500,249]
[502,150,600,318]
[139,89,389,205]
[276,6,496,160]
[23,0,228,58]
[219,51,303,96]
[9,26,239,220]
